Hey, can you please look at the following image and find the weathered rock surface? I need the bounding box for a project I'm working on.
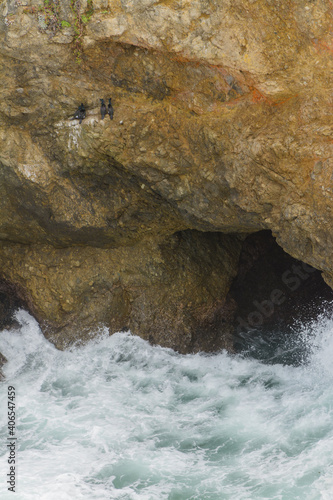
[0,232,242,352]
[0,0,332,352]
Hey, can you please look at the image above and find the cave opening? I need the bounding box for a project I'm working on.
[229,230,333,364]
[0,230,332,364]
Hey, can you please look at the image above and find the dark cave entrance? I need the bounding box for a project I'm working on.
[229,230,333,364]
[0,230,332,364]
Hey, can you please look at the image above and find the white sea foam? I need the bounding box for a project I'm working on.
[1,310,333,499]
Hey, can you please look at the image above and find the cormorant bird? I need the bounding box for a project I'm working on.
[100,98,106,120]
[107,98,114,120]
[71,103,86,124]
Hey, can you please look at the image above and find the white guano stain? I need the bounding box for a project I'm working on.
[68,122,82,151]
[18,163,39,182]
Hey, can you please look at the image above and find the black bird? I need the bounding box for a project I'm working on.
[107,98,114,120]
[100,98,106,120]
[71,103,86,124]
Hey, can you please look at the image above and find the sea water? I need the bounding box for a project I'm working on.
[1,309,333,500]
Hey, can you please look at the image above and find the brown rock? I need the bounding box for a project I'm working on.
[0,232,243,353]
[0,352,6,380]
[0,0,332,352]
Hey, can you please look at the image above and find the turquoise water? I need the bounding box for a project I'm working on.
[1,310,333,499]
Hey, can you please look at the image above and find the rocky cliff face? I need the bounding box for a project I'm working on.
[0,0,332,353]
